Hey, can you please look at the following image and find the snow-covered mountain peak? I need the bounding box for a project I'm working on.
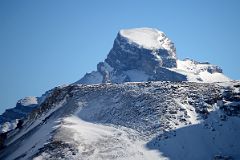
[17,96,38,107]
[77,27,230,84]
[118,27,176,58]
[0,27,237,160]
[119,28,174,53]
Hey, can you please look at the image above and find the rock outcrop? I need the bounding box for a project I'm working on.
[76,28,230,84]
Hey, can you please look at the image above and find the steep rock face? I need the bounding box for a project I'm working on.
[77,28,230,84]
[106,28,177,73]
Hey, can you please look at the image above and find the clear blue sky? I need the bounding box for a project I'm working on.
[0,0,240,113]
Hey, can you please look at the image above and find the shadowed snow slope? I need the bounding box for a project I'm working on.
[1,81,240,160]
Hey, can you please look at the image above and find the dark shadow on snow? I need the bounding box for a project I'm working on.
[146,112,240,160]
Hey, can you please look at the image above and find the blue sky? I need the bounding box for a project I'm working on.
[0,0,240,113]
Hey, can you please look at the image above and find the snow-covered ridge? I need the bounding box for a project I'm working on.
[1,81,240,160]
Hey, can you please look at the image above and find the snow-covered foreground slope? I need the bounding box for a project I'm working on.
[39,115,162,160]
[1,81,240,160]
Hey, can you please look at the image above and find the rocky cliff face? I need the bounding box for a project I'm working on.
[106,29,177,73]
[76,28,230,84]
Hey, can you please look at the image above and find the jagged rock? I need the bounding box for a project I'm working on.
[106,29,177,73]
[214,155,233,160]
[76,28,230,84]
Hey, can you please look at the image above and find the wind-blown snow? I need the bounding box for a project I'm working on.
[51,115,163,160]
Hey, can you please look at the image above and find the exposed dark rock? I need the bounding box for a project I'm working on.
[214,155,233,160]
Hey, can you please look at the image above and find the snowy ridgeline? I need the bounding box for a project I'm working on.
[0,81,239,160]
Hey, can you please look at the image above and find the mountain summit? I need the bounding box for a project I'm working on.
[0,27,230,134]
[77,27,230,84]
[0,28,238,160]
